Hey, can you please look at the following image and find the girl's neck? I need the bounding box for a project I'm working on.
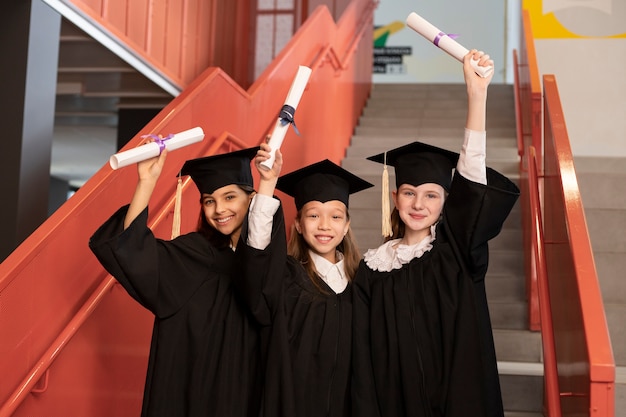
[229,228,241,250]
[310,248,337,264]
[399,228,431,246]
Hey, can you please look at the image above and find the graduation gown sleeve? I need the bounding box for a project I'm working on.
[443,169,520,280]
[442,170,520,417]
[89,205,262,417]
[233,197,288,326]
[89,205,220,318]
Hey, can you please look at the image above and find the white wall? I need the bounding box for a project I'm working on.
[530,1,626,157]
[536,39,626,157]
[372,0,520,84]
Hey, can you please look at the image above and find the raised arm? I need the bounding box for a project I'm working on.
[456,50,494,185]
[463,49,493,132]
[245,141,283,250]
[233,141,285,324]
[255,141,282,197]
[124,139,168,229]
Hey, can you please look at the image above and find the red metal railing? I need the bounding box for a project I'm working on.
[527,146,562,417]
[542,75,614,417]
[515,9,615,417]
[0,1,376,415]
[516,9,543,331]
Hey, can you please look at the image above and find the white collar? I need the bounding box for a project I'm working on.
[363,224,437,272]
[310,250,348,293]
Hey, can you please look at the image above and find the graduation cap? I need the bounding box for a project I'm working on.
[366,142,459,237]
[276,159,373,210]
[171,146,259,239]
[366,141,459,191]
[180,146,259,195]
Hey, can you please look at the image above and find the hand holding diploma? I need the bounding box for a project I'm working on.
[260,65,312,170]
[405,12,494,78]
[110,126,205,169]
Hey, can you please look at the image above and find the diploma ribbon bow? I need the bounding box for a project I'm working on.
[142,133,175,154]
[433,31,459,47]
[279,105,301,136]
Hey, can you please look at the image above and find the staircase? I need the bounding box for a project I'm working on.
[573,156,626,414]
[343,83,544,416]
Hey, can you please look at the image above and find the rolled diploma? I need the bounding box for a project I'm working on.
[405,12,493,78]
[260,65,312,170]
[109,126,205,169]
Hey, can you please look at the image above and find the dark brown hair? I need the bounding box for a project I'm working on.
[196,185,254,248]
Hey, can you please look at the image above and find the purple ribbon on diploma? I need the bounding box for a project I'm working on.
[279,105,301,136]
[433,31,459,47]
[142,133,175,154]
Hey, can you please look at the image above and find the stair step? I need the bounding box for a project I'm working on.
[499,374,544,413]
[486,273,526,302]
[360,107,516,127]
[495,332,543,363]
[498,362,544,413]
[347,139,519,156]
[342,159,520,180]
[578,172,626,209]
[605,304,626,366]
[488,301,527,330]
[353,124,517,139]
[594,252,626,304]
[574,156,626,174]
[617,367,626,413]
[586,208,626,252]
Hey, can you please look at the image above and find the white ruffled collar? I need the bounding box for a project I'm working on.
[363,224,437,272]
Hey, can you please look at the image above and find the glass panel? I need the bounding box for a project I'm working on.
[255,15,275,78]
[274,14,294,54]
[258,0,275,11]
[276,0,294,10]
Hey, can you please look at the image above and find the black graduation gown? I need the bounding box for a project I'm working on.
[233,201,352,417]
[89,206,261,417]
[352,170,519,417]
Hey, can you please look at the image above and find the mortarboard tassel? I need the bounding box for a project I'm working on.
[171,172,182,239]
[381,152,393,238]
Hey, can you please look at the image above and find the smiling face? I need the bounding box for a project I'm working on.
[295,200,350,263]
[392,182,445,244]
[201,184,253,243]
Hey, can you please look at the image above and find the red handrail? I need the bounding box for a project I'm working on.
[520,9,542,171]
[542,75,615,417]
[517,8,544,331]
[527,146,562,417]
[515,10,615,416]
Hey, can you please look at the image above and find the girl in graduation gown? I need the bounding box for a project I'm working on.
[233,150,373,417]
[89,144,262,417]
[352,51,520,417]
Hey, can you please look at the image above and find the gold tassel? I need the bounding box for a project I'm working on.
[381,152,393,238]
[171,173,182,239]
